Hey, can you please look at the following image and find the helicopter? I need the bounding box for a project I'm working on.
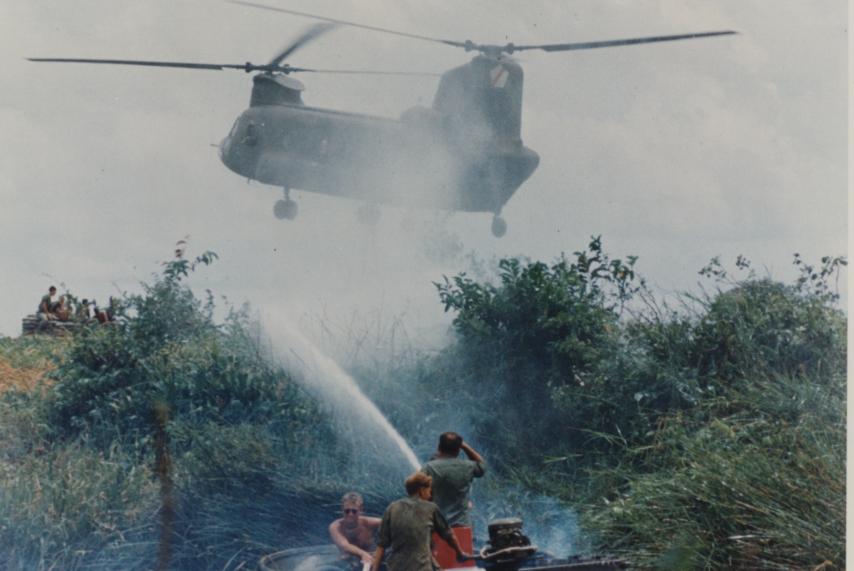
[30,2,735,237]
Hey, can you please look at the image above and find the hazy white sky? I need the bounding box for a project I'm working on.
[0,0,847,339]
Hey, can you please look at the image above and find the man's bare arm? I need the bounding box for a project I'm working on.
[370,546,385,571]
[443,531,471,561]
[328,520,372,562]
[460,442,484,464]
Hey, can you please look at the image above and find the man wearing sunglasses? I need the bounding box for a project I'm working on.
[329,491,381,568]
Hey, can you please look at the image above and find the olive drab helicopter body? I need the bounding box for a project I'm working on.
[30,2,735,237]
[221,54,537,227]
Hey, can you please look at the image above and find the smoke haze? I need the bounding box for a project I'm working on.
[0,0,846,338]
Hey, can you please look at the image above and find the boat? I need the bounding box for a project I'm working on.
[258,519,628,570]
[259,544,351,571]
[258,547,626,571]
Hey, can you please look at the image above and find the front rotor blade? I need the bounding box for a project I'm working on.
[27,57,248,71]
[269,22,337,67]
[29,57,438,77]
[229,0,467,49]
[513,30,736,53]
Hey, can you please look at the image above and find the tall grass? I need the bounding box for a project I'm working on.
[0,440,159,569]
[583,374,844,569]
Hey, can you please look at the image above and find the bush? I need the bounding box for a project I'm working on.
[431,237,641,465]
[44,250,318,449]
[692,281,844,385]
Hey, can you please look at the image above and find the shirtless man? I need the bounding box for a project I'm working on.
[329,492,381,567]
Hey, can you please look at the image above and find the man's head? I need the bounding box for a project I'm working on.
[438,431,463,456]
[48,286,56,295]
[405,472,433,500]
[341,491,364,525]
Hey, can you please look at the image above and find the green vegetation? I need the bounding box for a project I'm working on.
[587,374,844,569]
[0,248,364,569]
[0,240,845,569]
[370,240,844,570]
[0,335,62,371]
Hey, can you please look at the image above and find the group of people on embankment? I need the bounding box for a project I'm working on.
[37,285,116,325]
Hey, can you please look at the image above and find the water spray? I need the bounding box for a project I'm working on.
[262,315,420,472]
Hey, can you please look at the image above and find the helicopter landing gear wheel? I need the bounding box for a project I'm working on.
[491,215,507,238]
[273,199,298,220]
[357,202,381,225]
[274,187,298,220]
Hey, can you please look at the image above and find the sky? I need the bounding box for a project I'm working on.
[0,0,847,342]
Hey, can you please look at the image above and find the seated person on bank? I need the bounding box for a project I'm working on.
[329,492,381,567]
[75,299,92,322]
[37,286,58,320]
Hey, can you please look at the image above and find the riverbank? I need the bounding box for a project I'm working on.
[0,246,845,569]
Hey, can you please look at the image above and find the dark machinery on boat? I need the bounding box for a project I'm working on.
[479,518,539,570]
[477,518,626,571]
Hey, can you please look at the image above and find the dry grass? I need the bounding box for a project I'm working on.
[0,356,52,392]
[0,336,64,393]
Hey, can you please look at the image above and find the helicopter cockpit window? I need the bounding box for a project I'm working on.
[242,124,259,146]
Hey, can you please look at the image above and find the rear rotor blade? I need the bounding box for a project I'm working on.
[512,30,736,53]
[229,0,467,49]
[292,67,440,77]
[269,22,337,66]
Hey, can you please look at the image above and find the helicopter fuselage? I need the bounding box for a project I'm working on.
[219,101,539,214]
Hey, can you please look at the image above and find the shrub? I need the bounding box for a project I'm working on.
[43,250,313,449]
[432,237,641,465]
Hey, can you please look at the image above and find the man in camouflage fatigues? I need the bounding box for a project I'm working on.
[371,472,470,571]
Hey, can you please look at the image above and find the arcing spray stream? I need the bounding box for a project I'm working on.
[262,316,420,472]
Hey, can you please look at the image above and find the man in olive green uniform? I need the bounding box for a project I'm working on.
[421,432,486,527]
[370,472,469,571]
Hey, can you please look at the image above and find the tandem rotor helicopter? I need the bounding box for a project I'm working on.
[30,2,735,237]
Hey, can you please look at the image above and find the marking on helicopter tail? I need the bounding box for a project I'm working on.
[490,65,509,89]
